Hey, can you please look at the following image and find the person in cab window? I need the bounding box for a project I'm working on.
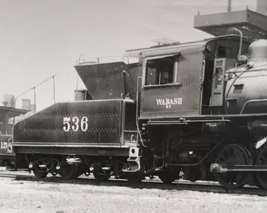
[160,66,170,84]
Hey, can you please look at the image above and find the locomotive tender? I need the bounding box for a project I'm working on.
[12,8,267,189]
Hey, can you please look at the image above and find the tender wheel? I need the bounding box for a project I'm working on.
[33,168,48,178]
[31,159,49,178]
[158,170,179,184]
[255,147,267,189]
[59,163,77,180]
[127,172,144,183]
[93,164,110,182]
[215,144,250,189]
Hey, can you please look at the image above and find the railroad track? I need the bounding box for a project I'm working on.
[0,168,266,196]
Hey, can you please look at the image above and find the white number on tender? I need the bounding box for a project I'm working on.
[80,116,88,132]
[63,117,71,132]
[63,116,89,132]
[72,117,79,132]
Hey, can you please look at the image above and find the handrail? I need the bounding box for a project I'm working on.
[12,75,57,142]
[136,76,146,147]
[240,99,267,114]
[76,54,128,65]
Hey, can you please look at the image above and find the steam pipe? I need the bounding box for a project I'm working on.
[233,28,243,56]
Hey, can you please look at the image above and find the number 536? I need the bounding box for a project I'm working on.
[63,116,89,132]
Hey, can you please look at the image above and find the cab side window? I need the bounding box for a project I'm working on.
[145,57,175,85]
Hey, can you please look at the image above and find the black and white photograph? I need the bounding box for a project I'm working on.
[1,0,267,212]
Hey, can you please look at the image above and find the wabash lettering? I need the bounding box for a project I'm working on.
[156,98,182,109]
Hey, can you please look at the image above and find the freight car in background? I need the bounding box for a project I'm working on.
[12,5,267,189]
[0,96,28,166]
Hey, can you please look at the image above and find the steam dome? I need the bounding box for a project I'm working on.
[248,39,267,64]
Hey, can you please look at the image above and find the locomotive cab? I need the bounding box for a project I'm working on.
[138,36,250,118]
[133,36,253,183]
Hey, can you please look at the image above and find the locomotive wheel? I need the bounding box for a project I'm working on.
[127,172,144,183]
[215,144,250,189]
[59,163,77,180]
[93,164,110,182]
[255,147,267,189]
[158,170,179,184]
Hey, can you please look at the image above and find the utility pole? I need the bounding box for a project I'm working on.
[228,0,232,12]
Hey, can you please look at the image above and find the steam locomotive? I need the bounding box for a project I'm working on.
[12,9,267,189]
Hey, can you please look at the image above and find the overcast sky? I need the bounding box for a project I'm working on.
[0,0,257,111]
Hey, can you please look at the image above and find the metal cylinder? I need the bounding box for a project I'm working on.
[210,163,222,173]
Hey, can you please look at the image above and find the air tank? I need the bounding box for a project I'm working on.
[225,39,267,114]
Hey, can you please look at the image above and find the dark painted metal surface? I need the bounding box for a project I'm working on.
[14,100,123,144]
[74,62,142,101]
[14,146,129,156]
[13,99,138,157]
[140,48,204,119]
[226,70,267,114]
[248,118,267,136]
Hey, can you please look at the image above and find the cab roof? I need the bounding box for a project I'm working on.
[124,35,245,58]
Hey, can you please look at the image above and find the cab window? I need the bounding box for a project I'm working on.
[145,57,175,85]
[215,39,250,59]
